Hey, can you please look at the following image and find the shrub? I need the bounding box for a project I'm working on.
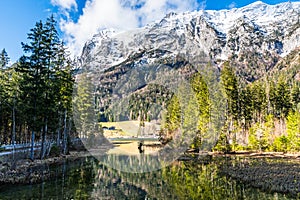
[213,132,231,152]
[271,136,289,152]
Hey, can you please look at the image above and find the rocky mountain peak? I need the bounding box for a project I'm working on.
[80,1,300,81]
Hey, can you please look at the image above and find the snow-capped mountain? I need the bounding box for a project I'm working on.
[80,1,300,81]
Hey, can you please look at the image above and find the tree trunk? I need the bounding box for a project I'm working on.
[31,91,37,161]
[63,109,67,155]
[0,104,3,145]
[30,129,35,160]
[40,117,48,159]
[12,101,16,166]
[68,116,72,143]
[57,112,61,146]
[4,118,8,144]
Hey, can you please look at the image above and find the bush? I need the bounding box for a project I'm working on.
[248,125,259,150]
[235,144,246,151]
[248,121,272,151]
[271,136,289,152]
[213,132,231,152]
[287,110,300,151]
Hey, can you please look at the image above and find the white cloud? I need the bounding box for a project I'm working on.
[198,0,206,10]
[228,2,237,9]
[51,0,77,10]
[60,0,199,57]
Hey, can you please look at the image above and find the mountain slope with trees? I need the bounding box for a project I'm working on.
[78,2,300,153]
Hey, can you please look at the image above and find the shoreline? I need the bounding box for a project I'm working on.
[0,150,91,186]
[212,150,300,158]
[1,150,300,198]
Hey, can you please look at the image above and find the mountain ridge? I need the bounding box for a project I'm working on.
[79,1,300,83]
[80,1,300,69]
[75,1,300,139]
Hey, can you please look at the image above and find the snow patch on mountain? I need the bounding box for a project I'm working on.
[80,1,300,70]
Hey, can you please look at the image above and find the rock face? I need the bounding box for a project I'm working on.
[77,1,300,121]
[80,1,300,74]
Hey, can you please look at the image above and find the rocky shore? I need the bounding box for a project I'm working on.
[0,151,90,185]
[0,137,115,186]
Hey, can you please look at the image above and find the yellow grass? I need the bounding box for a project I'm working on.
[100,120,160,137]
[100,121,140,137]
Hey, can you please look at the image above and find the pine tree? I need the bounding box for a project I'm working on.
[39,16,65,159]
[73,73,96,145]
[0,48,10,69]
[166,95,181,133]
[17,20,47,160]
[239,85,253,128]
[54,58,74,154]
[220,62,239,148]
[291,82,300,109]
[220,62,239,120]
[0,50,11,144]
[0,64,10,144]
[251,82,266,122]
[160,94,181,143]
[190,72,210,150]
[17,16,72,160]
[272,78,292,118]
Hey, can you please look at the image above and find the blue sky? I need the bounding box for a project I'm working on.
[0,0,298,62]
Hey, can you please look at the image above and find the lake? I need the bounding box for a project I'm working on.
[0,141,294,200]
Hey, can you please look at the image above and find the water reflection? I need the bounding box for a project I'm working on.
[107,140,161,155]
[96,139,198,173]
[0,156,293,200]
